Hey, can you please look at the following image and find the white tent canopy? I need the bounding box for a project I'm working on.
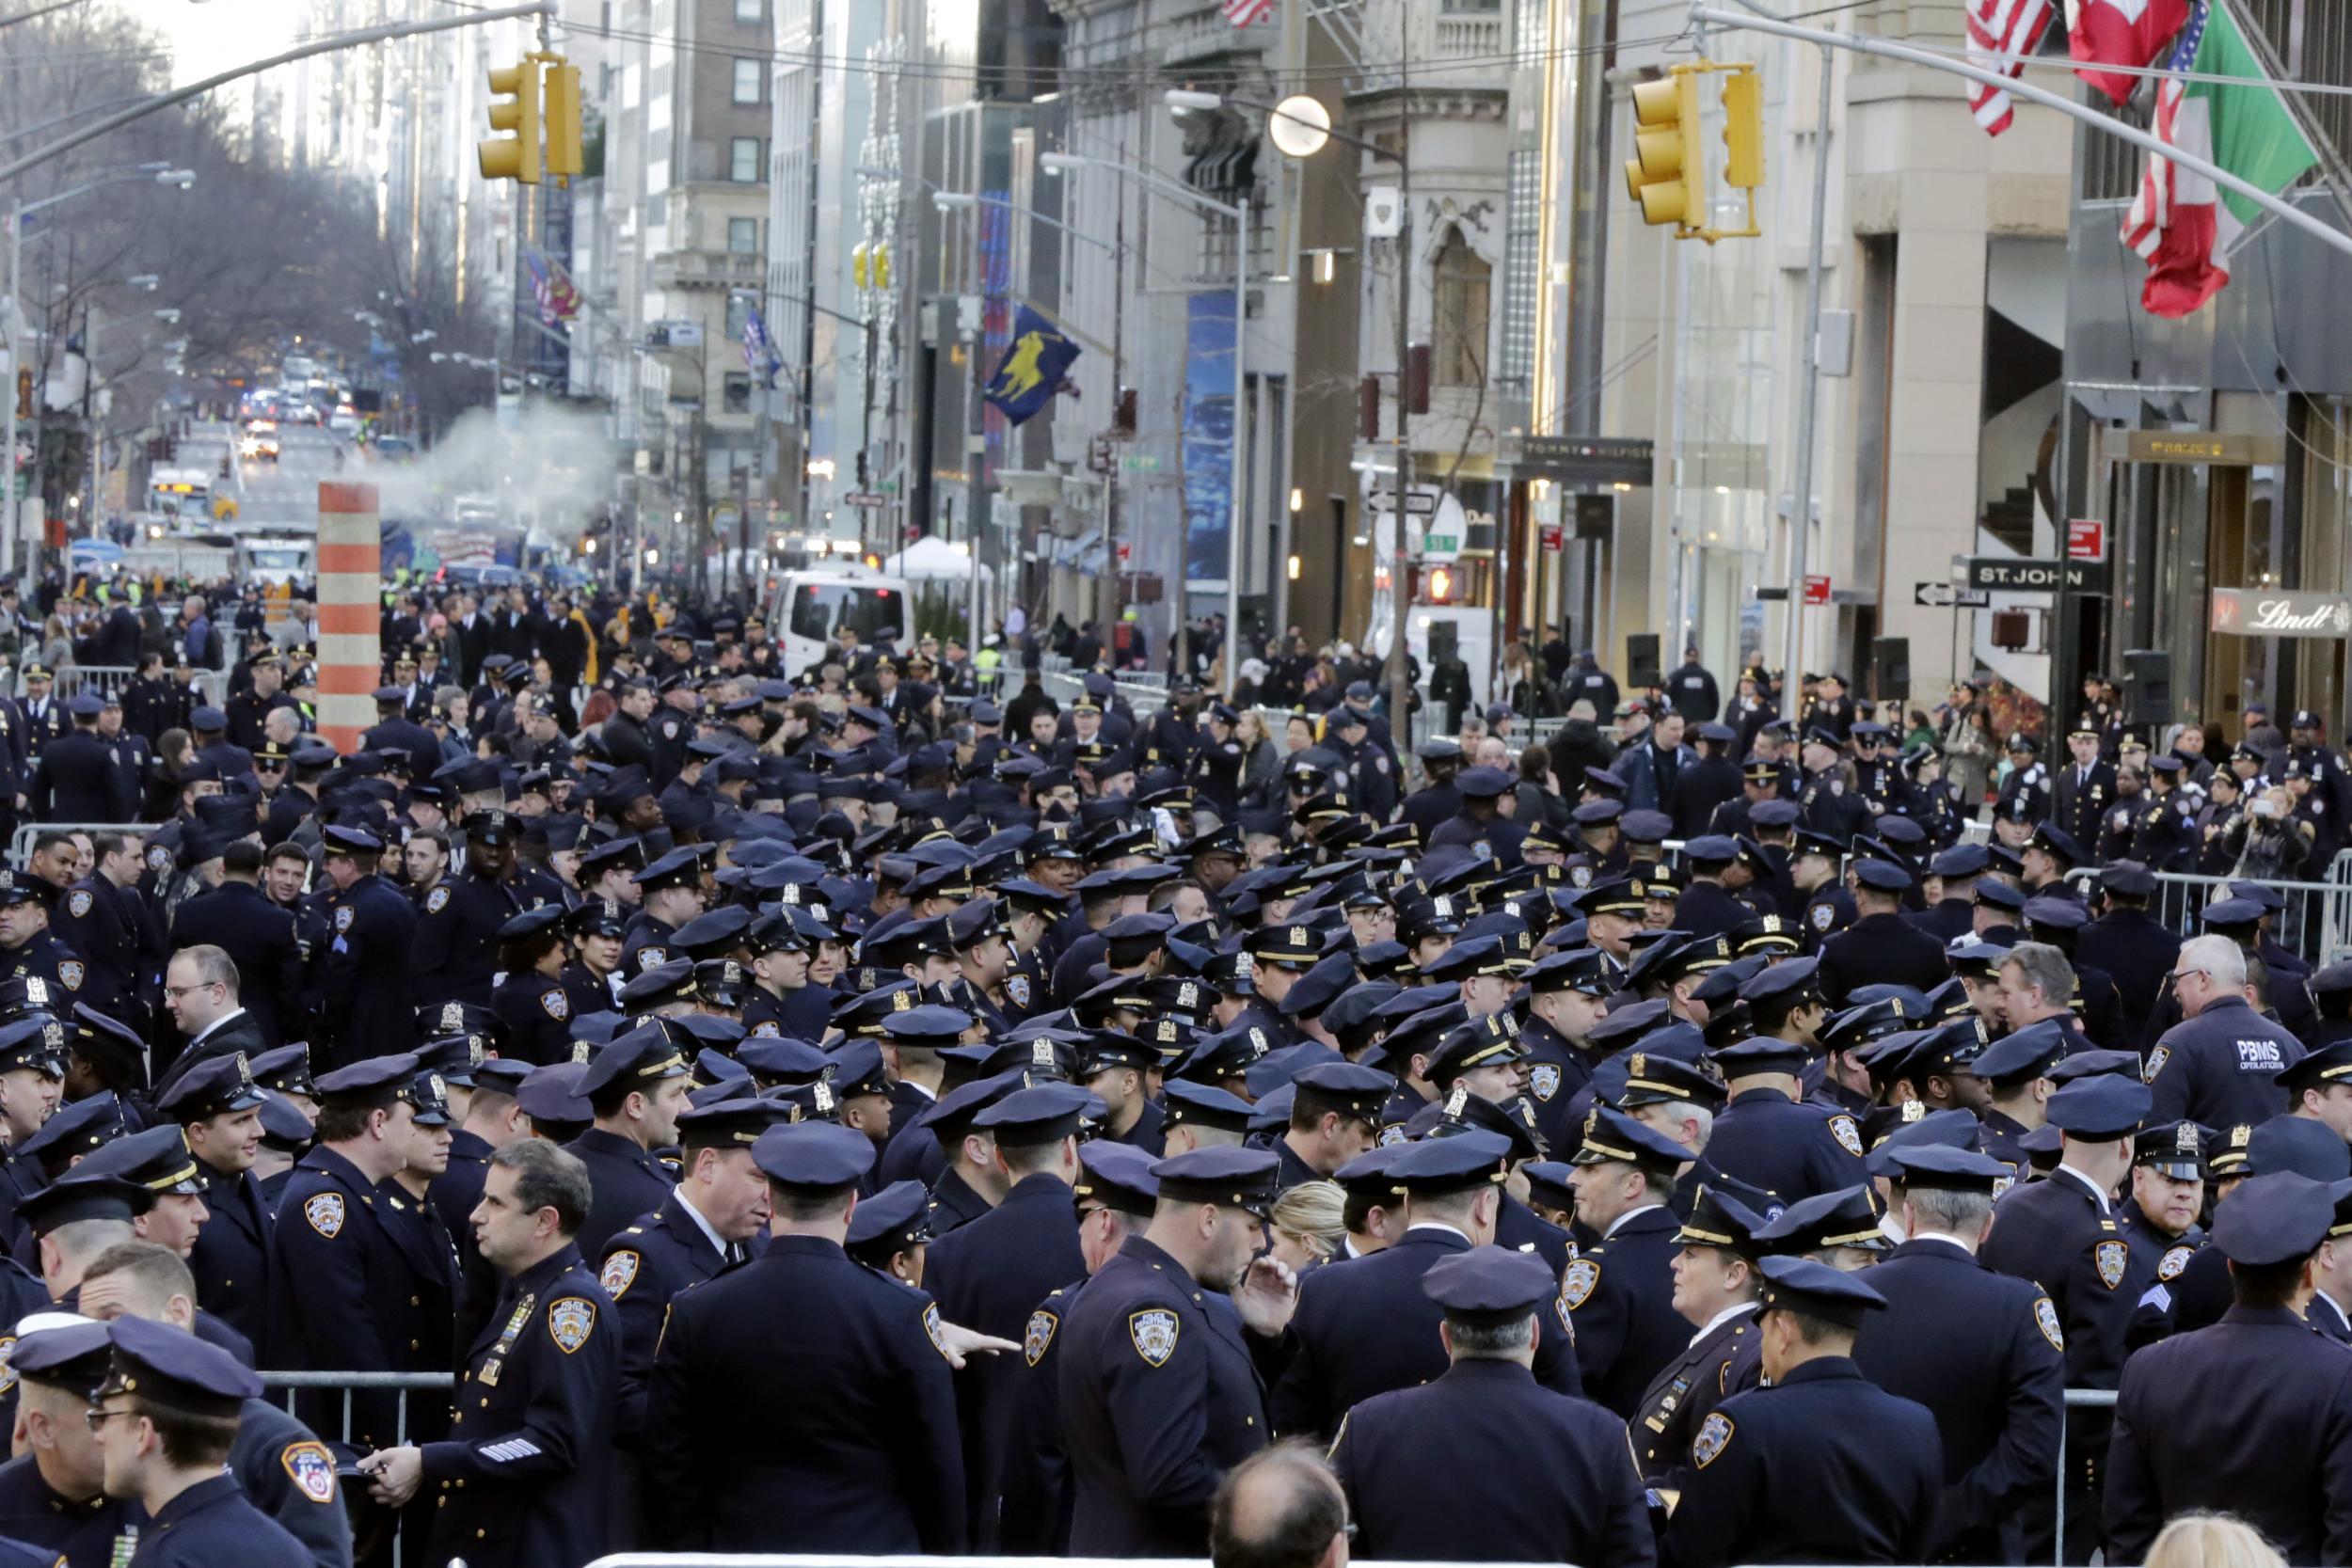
[885,534,994,583]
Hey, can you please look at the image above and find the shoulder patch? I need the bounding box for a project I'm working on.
[426,886,452,914]
[279,1440,338,1505]
[2035,1296,2063,1353]
[303,1192,345,1238]
[543,988,570,1022]
[1828,1114,1863,1157]
[1024,1308,1059,1367]
[1006,973,1031,1008]
[1692,1412,1735,1469]
[1530,1062,1561,1102]
[1809,902,1835,932]
[1563,1257,1601,1309]
[2095,1239,2129,1290]
[0,1334,14,1398]
[548,1296,597,1354]
[1128,1307,1180,1367]
[65,891,90,919]
[923,1301,953,1363]
[2143,1047,2170,1085]
[2159,1244,2194,1282]
[639,947,668,971]
[600,1250,641,1299]
[334,905,355,932]
[55,962,80,992]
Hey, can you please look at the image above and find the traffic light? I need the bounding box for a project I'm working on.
[852,244,870,291]
[1723,65,1764,191]
[543,58,583,184]
[871,243,891,290]
[479,60,541,184]
[1625,71,1703,231]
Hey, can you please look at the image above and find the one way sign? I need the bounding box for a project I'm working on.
[1915,582,1993,609]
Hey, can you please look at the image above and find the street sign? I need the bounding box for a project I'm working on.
[2066,518,2107,562]
[1802,575,1832,606]
[1915,582,1993,609]
[1538,521,1564,553]
[842,491,887,507]
[1967,556,2100,593]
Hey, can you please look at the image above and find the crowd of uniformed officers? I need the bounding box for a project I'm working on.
[0,610,2350,1568]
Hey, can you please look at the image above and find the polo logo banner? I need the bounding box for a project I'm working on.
[983,305,1081,426]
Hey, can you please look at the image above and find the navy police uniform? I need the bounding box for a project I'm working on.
[1563,1204,1685,1417]
[596,1189,746,1440]
[1702,1085,1864,1204]
[2143,995,2302,1132]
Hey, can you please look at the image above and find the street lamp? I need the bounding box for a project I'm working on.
[1041,149,1251,696]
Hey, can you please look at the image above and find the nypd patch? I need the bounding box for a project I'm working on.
[426,887,452,914]
[56,963,81,992]
[923,1302,953,1363]
[1530,1063,1561,1102]
[1128,1308,1179,1368]
[1828,1115,1863,1158]
[1025,1309,1058,1367]
[147,846,172,873]
[2143,1047,2170,1085]
[600,1251,641,1299]
[543,989,569,1022]
[0,1334,14,1396]
[1563,1258,1601,1310]
[1809,903,1836,932]
[280,1440,338,1505]
[66,891,90,919]
[2035,1297,2063,1352]
[548,1297,596,1354]
[334,906,355,933]
[2159,1245,2193,1282]
[2094,1240,2129,1290]
[1007,974,1031,1009]
[1692,1413,1734,1469]
[304,1193,345,1239]
[640,947,669,970]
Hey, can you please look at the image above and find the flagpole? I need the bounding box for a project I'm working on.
[1692,6,2352,269]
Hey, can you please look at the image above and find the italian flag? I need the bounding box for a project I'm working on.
[2120,0,2318,318]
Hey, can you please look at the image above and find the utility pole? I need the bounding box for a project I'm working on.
[1383,113,1413,744]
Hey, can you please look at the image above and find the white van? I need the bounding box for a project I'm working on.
[767,565,914,676]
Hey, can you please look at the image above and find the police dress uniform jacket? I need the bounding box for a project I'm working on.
[1701,1087,1865,1205]
[1268,1224,1581,1441]
[1817,912,1951,1007]
[1333,1354,1654,1568]
[1102,1099,1167,1157]
[1061,1234,1272,1557]
[558,960,620,1023]
[1671,880,1754,944]
[1849,1236,2065,1560]
[315,874,418,1069]
[1566,1204,1694,1418]
[2144,996,2302,1131]
[266,1146,446,1449]
[491,969,576,1066]
[1520,1016,1593,1155]
[188,1165,276,1361]
[617,913,678,979]
[1000,1277,1088,1555]
[28,729,135,824]
[597,1189,742,1439]
[166,881,303,1045]
[643,1232,967,1553]
[925,1171,1089,1546]
[49,877,138,1022]
[928,1166,993,1238]
[2053,760,2118,849]
[414,871,542,1011]
[230,1394,355,1568]
[0,1451,135,1565]
[564,1127,678,1261]
[126,1472,310,1568]
[3,931,84,1011]
[1631,1306,1760,1486]
[421,1243,619,1568]
[1661,1356,1943,1568]
[2105,1303,2352,1566]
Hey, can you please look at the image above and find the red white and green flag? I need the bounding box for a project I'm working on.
[2120,0,2318,318]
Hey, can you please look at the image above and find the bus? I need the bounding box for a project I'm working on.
[767,564,912,675]
[147,468,235,525]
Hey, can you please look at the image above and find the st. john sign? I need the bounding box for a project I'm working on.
[2210,588,2352,638]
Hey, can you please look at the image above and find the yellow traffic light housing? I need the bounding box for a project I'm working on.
[852,244,870,290]
[1623,61,1763,244]
[543,58,584,185]
[872,243,891,290]
[480,60,542,184]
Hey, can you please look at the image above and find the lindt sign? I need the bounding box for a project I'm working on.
[2210,587,2352,638]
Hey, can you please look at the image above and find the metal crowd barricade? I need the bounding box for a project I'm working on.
[8,821,148,870]
[2055,1387,2118,1567]
[27,664,226,706]
[262,1370,455,1568]
[2064,863,2352,967]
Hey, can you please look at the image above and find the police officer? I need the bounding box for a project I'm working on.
[1855,1145,2065,1562]
[1628,1185,1766,1486]
[416,808,554,1011]
[1978,1073,2153,1563]
[0,871,85,1012]
[1702,1037,1867,1204]
[0,1318,143,1563]
[2106,1171,2352,1563]
[1661,1257,1942,1568]
[313,825,420,1069]
[644,1120,967,1552]
[1562,1108,1691,1417]
[28,693,135,822]
[490,906,576,1065]
[90,1316,312,1566]
[1269,1130,1579,1440]
[620,847,707,979]
[565,1025,688,1258]
[1060,1146,1299,1554]
[157,1053,276,1360]
[1330,1247,1653,1568]
[1189,703,1247,822]
[358,1138,620,1568]
[1328,705,1395,821]
[560,896,630,1022]
[1399,739,1465,846]
[2145,933,2304,1131]
[1818,859,1950,1006]
[359,685,441,784]
[265,1053,439,1452]
[1518,948,1612,1154]
[51,835,143,1028]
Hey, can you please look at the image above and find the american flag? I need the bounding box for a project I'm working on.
[523,248,580,329]
[1965,0,2054,135]
[1223,0,1273,26]
[741,301,784,389]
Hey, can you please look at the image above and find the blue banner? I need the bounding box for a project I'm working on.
[1183,292,1236,587]
[982,305,1079,425]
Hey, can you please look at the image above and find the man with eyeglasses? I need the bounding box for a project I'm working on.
[2145,933,2305,1132]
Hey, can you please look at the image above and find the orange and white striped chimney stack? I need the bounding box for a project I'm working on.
[315,483,382,753]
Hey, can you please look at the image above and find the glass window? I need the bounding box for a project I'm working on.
[723,372,754,413]
[788,581,903,643]
[730,137,762,182]
[733,59,762,104]
[725,295,752,341]
[734,0,763,19]
[1432,227,1491,388]
[728,217,760,254]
